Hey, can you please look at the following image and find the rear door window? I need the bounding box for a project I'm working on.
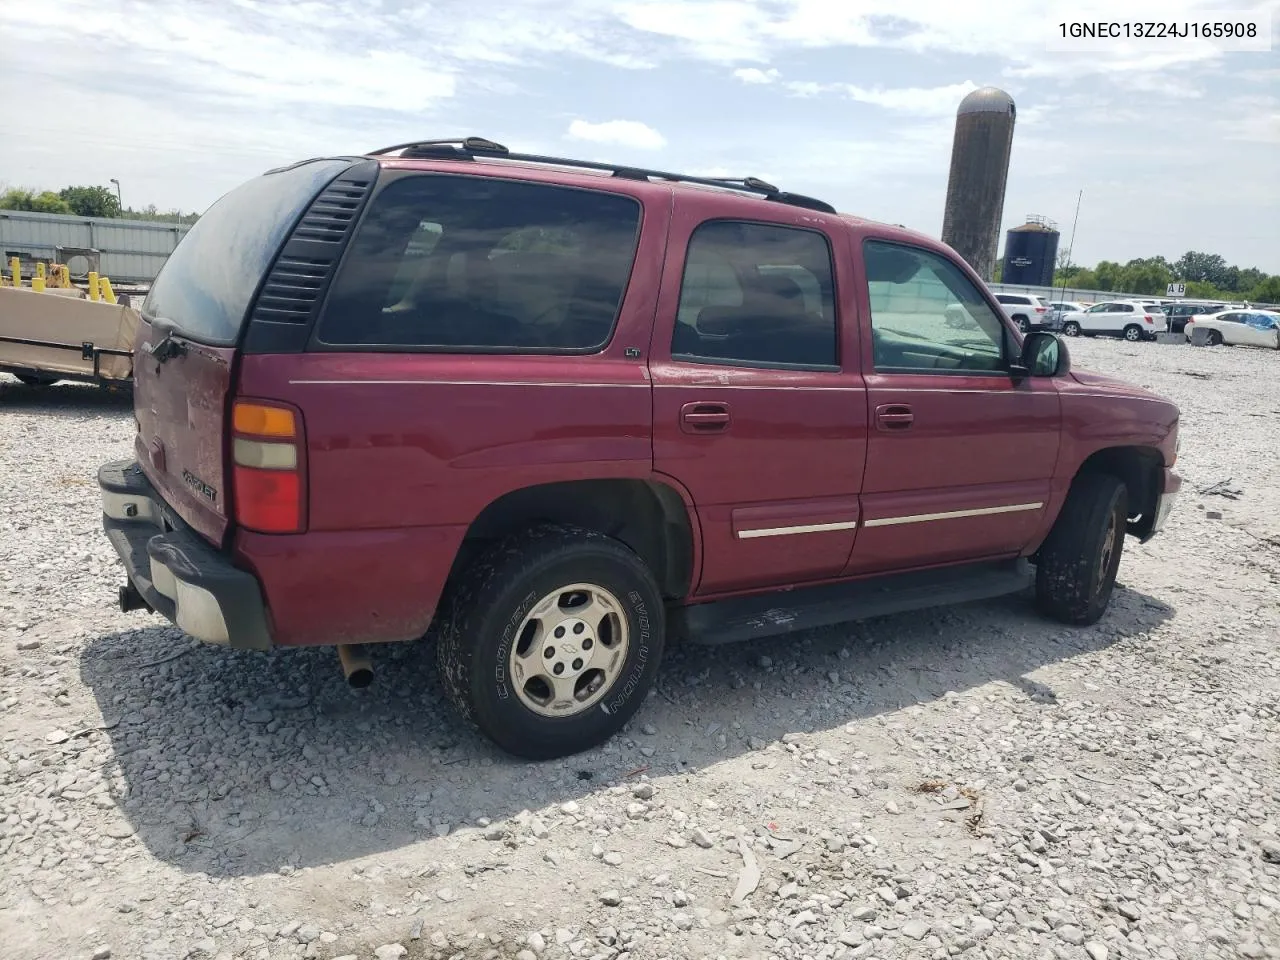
[670,221,838,369]
[316,175,641,352]
[142,159,354,345]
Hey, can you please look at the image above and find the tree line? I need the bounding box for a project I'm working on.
[0,184,197,225]
[995,250,1280,303]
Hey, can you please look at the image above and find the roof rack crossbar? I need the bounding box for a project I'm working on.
[369,137,510,157]
[366,138,837,214]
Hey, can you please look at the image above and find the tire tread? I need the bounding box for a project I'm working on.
[1035,473,1128,626]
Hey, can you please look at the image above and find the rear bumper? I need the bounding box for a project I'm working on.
[98,459,273,650]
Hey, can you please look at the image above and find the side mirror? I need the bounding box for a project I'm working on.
[1015,331,1070,380]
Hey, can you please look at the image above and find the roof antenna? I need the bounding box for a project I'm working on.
[1056,189,1083,307]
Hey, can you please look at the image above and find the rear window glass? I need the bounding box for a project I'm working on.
[317,175,642,352]
[142,159,351,345]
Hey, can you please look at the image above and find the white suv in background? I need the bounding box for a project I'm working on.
[993,293,1054,332]
[1058,300,1169,342]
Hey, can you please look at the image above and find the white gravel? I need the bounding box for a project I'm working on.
[1,337,1279,960]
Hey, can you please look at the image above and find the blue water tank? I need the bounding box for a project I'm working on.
[1002,216,1060,287]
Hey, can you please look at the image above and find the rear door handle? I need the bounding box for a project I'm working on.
[875,403,914,431]
[680,402,732,434]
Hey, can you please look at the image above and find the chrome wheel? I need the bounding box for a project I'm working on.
[1124,325,1142,342]
[508,583,630,718]
[1063,322,1080,337]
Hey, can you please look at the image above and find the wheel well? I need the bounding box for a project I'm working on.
[1076,446,1163,538]
[447,479,695,600]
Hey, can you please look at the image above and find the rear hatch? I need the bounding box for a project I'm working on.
[134,158,363,545]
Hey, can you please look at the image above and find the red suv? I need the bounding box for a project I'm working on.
[99,138,1181,759]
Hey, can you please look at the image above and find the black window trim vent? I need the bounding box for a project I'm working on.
[242,159,379,354]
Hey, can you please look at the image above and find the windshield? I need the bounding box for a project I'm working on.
[143,158,353,344]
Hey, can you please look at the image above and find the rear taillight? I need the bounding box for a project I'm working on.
[1144,314,1154,323]
[231,400,305,534]
[1035,306,1047,313]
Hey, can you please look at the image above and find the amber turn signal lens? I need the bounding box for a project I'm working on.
[233,402,296,438]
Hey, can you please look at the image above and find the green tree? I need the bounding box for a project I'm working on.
[0,188,73,213]
[1238,267,1266,291]
[1093,260,1123,290]
[1250,275,1280,304]
[1185,280,1231,300]
[1118,257,1173,296]
[58,185,121,218]
[1069,269,1099,290]
[1173,251,1229,286]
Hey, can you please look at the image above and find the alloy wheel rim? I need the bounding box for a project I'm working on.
[508,583,630,718]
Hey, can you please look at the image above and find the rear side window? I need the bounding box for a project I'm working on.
[142,159,353,345]
[317,175,641,352]
[671,221,837,369]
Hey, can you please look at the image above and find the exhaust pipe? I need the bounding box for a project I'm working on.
[337,644,373,689]
[118,582,152,613]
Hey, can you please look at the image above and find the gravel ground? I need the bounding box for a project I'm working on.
[1,337,1278,960]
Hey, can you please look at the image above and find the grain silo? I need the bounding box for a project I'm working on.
[940,87,1016,282]
[1002,216,1060,287]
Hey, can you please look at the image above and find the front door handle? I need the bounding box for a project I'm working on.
[680,401,732,434]
[875,403,914,431]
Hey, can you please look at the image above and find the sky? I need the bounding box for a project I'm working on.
[2,0,1277,271]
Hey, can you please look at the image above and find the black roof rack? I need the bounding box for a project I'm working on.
[367,137,837,214]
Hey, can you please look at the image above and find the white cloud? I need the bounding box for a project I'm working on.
[780,80,979,116]
[734,67,780,84]
[1,0,1275,270]
[566,119,668,150]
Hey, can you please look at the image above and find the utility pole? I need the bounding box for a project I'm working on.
[1058,189,1083,304]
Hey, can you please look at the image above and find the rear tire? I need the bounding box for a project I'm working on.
[437,524,665,760]
[1062,321,1080,337]
[1123,324,1143,342]
[1015,315,1030,333]
[1035,473,1129,626]
[1208,330,1223,346]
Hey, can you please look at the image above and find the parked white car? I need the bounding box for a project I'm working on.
[993,293,1054,331]
[1184,309,1280,349]
[1057,299,1169,341]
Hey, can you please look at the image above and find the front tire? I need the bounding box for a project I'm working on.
[1035,473,1129,626]
[1123,324,1143,342]
[437,524,664,760]
[1062,321,1081,337]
